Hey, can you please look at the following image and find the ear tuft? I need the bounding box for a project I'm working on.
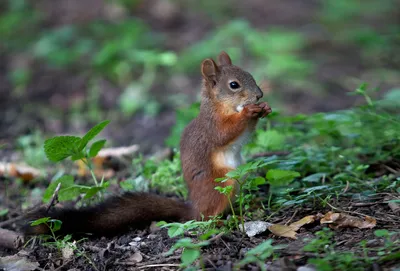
[217,51,232,66]
[201,58,219,86]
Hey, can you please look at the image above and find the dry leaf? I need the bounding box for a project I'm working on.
[0,162,41,182]
[268,224,297,239]
[385,196,400,214]
[320,211,376,229]
[128,251,143,263]
[288,215,319,231]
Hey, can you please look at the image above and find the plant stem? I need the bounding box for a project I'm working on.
[238,184,245,234]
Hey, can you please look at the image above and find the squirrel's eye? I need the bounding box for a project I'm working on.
[229,81,240,90]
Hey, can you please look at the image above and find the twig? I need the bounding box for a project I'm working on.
[207,232,224,243]
[45,182,61,214]
[284,210,298,225]
[116,255,181,267]
[137,264,181,269]
[0,228,24,249]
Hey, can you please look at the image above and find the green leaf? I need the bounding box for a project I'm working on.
[71,151,85,161]
[83,181,110,199]
[59,185,90,201]
[78,120,110,150]
[43,175,74,203]
[252,177,266,186]
[374,229,389,237]
[44,136,81,162]
[181,248,200,266]
[0,209,9,216]
[30,217,50,226]
[168,225,185,238]
[266,169,300,186]
[89,139,107,158]
[49,219,62,232]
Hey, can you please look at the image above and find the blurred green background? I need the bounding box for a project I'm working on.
[0,0,399,153]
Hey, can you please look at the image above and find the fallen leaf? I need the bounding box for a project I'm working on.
[288,215,319,231]
[0,162,42,182]
[268,224,297,239]
[385,196,400,214]
[242,221,273,237]
[320,211,376,229]
[128,251,143,263]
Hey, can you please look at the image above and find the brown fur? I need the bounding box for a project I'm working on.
[23,51,271,237]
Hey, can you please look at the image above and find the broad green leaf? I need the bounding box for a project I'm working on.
[30,217,50,226]
[266,169,300,186]
[181,248,200,266]
[71,151,85,161]
[44,136,81,162]
[49,219,62,232]
[252,177,266,186]
[83,181,110,199]
[255,129,285,150]
[89,139,107,158]
[78,120,110,150]
[167,225,184,238]
[43,175,74,203]
[58,185,90,201]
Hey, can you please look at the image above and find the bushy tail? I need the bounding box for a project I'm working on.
[23,192,193,236]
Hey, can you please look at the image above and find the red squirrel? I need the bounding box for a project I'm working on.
[24,51,272,236]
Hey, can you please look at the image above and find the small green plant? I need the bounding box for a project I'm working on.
[215,160,300,231]
[236,240,285,271]
[158,220,216,238]
[28,217,71,251]
[38,120,111,207]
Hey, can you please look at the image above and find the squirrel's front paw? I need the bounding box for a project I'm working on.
[258,102,272,118]
[243,104,263,119]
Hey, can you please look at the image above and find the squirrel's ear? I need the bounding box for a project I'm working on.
[217,51,232,66]
[201,59,219,86]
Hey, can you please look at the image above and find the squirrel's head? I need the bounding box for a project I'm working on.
[201,51,263,113]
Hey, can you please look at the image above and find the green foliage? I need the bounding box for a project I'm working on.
[43,175,110,203]
[42,120,111,206]
[166,102,200,147]
[177,20,312,83]
[166,237,210,268]
[237,240,285,271]
[0,0,42,51]
[44,120,109,162]
[266,169,300,186]
[158,220,216,238]
[303,228,400,271]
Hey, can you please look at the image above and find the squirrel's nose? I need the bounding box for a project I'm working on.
[256,88,263,100]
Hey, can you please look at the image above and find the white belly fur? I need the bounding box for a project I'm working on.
[221,129,251,169]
